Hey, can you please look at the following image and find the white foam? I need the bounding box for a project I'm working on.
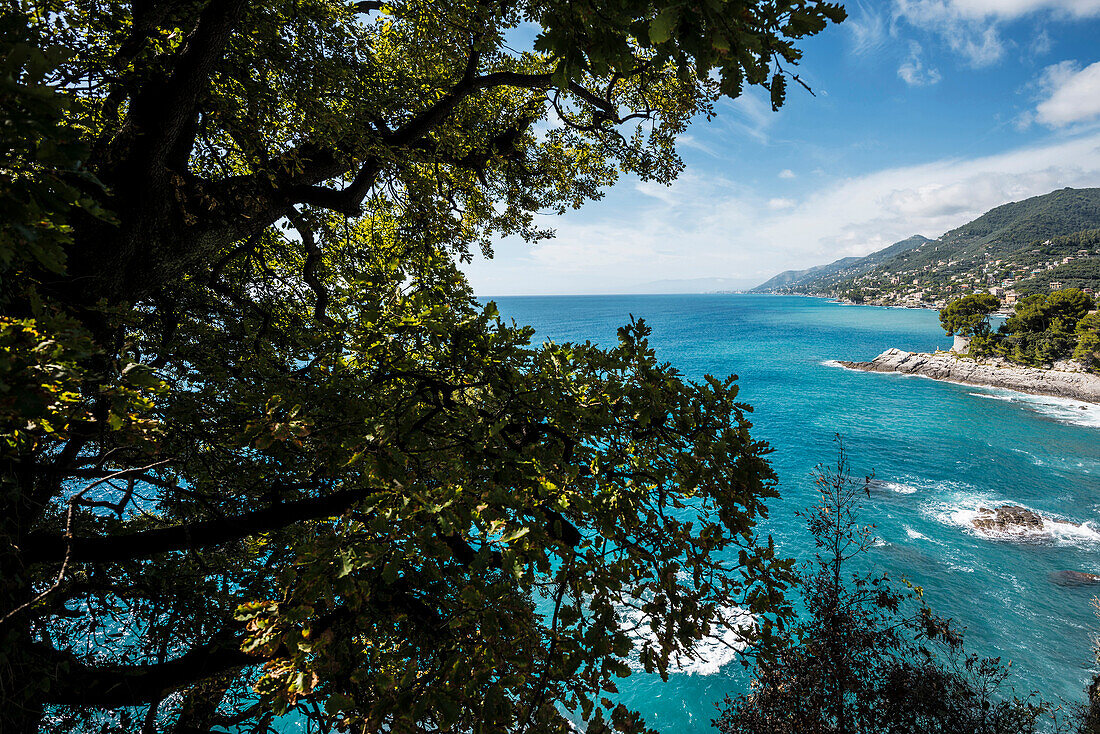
[904,525,929,540]
[970,392,1015,402]
[619,603,753,676]
[871,475,949,496]
[969,388,1100,429]
[824,363,1100,428]
[929,499,1100,546]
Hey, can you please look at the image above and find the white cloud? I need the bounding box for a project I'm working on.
[463,133,1100,294]
[778,169,797,179]
[847,2,891,54]
[717,91,776,144]
[898,41,943,85]
[677,134,719,158]
[634,180,680,206]
[1030,29,1054,56]
[1034,61,1100,127]
[894,1,1005,66]
[940,0,1100,17]
[891,0,1100,68]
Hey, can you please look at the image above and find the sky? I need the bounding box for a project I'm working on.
[462,0,1100,296]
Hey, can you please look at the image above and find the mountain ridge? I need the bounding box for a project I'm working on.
[752,187,1100,305]
[751,235,931,293]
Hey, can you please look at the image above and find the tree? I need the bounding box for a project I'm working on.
[714,439,1044,734]
[0,2,845,732]
[1074,312,1100,372]
[996,289,1094,365]
[939,294,1001,338]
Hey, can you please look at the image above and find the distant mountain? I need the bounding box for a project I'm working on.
[751,187,1100,307]
[824,188,1100,303]
[751,235,930,293]
[750,257,862,293]
[637,277,759,293]
[859,188,1100,277]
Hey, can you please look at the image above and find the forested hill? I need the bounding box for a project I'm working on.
[878,187,1100,273]
[750,256,862,292]
[750,235,930,293]
[753,187,1100,306]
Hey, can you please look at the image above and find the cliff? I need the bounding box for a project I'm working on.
[837,348,1100,404]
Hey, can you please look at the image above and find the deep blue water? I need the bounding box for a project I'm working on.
[490,293,1100,732]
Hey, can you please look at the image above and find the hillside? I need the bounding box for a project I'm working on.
[755,188,1100,308]
[864,188,1100,274]
[751,235,930,293]
[750,256,863,292]
[1014,247,1100,295]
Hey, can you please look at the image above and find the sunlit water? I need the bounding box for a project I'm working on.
[488,293,1100,732]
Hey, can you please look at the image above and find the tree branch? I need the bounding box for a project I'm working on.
[115,0,249,174]
[18,485,366,565]
[40,637,259,708]
[285,209,334,326]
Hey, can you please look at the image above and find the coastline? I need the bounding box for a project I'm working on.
[755,291,946,313]
[756,292,1017,317]
[835,348,1100,405]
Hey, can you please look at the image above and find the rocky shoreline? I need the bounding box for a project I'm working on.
[836,348,1100,404]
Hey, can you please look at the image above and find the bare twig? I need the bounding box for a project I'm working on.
[1,460,171,625]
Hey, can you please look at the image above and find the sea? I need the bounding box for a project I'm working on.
[489,293,1100,732]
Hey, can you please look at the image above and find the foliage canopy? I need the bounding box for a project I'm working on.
[0,1,844,732]
[940,289,1100,369]
[1073,312,1100,370]
[939,293,1000,338]
[994,289,1095,366]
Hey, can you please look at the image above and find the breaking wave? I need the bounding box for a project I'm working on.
[968,389,1100,429]
[924,496,1100,546]
[618,603,754,676]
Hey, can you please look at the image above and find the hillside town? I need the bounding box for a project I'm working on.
[831,243,1100,312]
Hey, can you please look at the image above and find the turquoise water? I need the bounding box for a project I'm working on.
[491,293,1100,731]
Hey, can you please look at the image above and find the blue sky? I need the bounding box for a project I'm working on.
[463,0,1100,295]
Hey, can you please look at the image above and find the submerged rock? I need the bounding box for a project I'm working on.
[971,505,1045,533]
[1050,570,1100,587]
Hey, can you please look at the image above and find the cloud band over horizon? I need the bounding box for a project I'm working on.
[464,132,1100,295]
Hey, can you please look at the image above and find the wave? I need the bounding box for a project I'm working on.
[871,475,979,496]
[968,388,1100,429]
[619,603,753,676]
[925,497,1100,546]
[904,525,929,540]
[970,392,1014,402]
[872,479,918,495]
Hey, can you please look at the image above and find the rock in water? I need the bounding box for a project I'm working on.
[971,505,1045,533]
[834,348,1100,404]
[1050,570,1100,587]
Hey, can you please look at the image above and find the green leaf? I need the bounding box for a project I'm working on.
[649,8,678,45]
[121,362,161,388]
